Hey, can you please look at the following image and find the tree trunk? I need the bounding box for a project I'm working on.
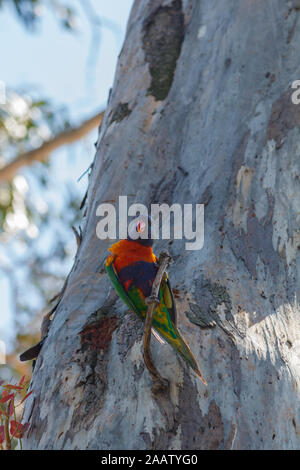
[24,0,300,450]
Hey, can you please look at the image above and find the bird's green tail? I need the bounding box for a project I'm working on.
[154,320,207,385]
[151,298,207,385]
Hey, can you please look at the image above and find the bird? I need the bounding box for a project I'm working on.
[105,215,207,384]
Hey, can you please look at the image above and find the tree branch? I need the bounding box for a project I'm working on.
[143,251,171,392]
[0,110,104,182]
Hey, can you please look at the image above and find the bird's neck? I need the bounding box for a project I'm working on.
[109,239,155,262]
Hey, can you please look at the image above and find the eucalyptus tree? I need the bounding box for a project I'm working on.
[24,0,300,450]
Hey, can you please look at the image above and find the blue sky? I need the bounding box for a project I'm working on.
[0,0,134,115]
[0,0,134,347]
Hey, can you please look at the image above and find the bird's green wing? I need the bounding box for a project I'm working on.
[105,256,166,344]
[105,255,142,317]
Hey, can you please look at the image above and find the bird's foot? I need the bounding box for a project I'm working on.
[145,295,160,306]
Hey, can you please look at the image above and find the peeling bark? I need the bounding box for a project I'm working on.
[142,0,184,101]
[24,0,300,450]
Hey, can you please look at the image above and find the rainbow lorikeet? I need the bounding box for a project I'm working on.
[105,218,207,384]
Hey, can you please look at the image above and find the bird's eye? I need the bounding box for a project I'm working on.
[136,221,146,233]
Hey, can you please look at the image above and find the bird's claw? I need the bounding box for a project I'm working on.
[145,295,160,306]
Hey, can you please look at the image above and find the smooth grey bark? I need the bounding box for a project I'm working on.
[24,0,300,450]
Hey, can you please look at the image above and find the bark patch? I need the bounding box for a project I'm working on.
[187,302,216,328]
[266,89,300,149]
[80,317,118,351]
[227,198,281,281]
[142,0,184,101]
[141,427,173,451]
[179,373,224,449]
[63,315,119,445]
[150,166,186,205]
[192,279,233,326]
[230,343,242,398]
[116,312,144,362]
[109,103,131,124]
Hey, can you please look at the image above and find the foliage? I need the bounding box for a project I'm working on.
[0,0,92,381]
[0,89,82,326]
[0,376,32,450]
[0,90,70,224]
